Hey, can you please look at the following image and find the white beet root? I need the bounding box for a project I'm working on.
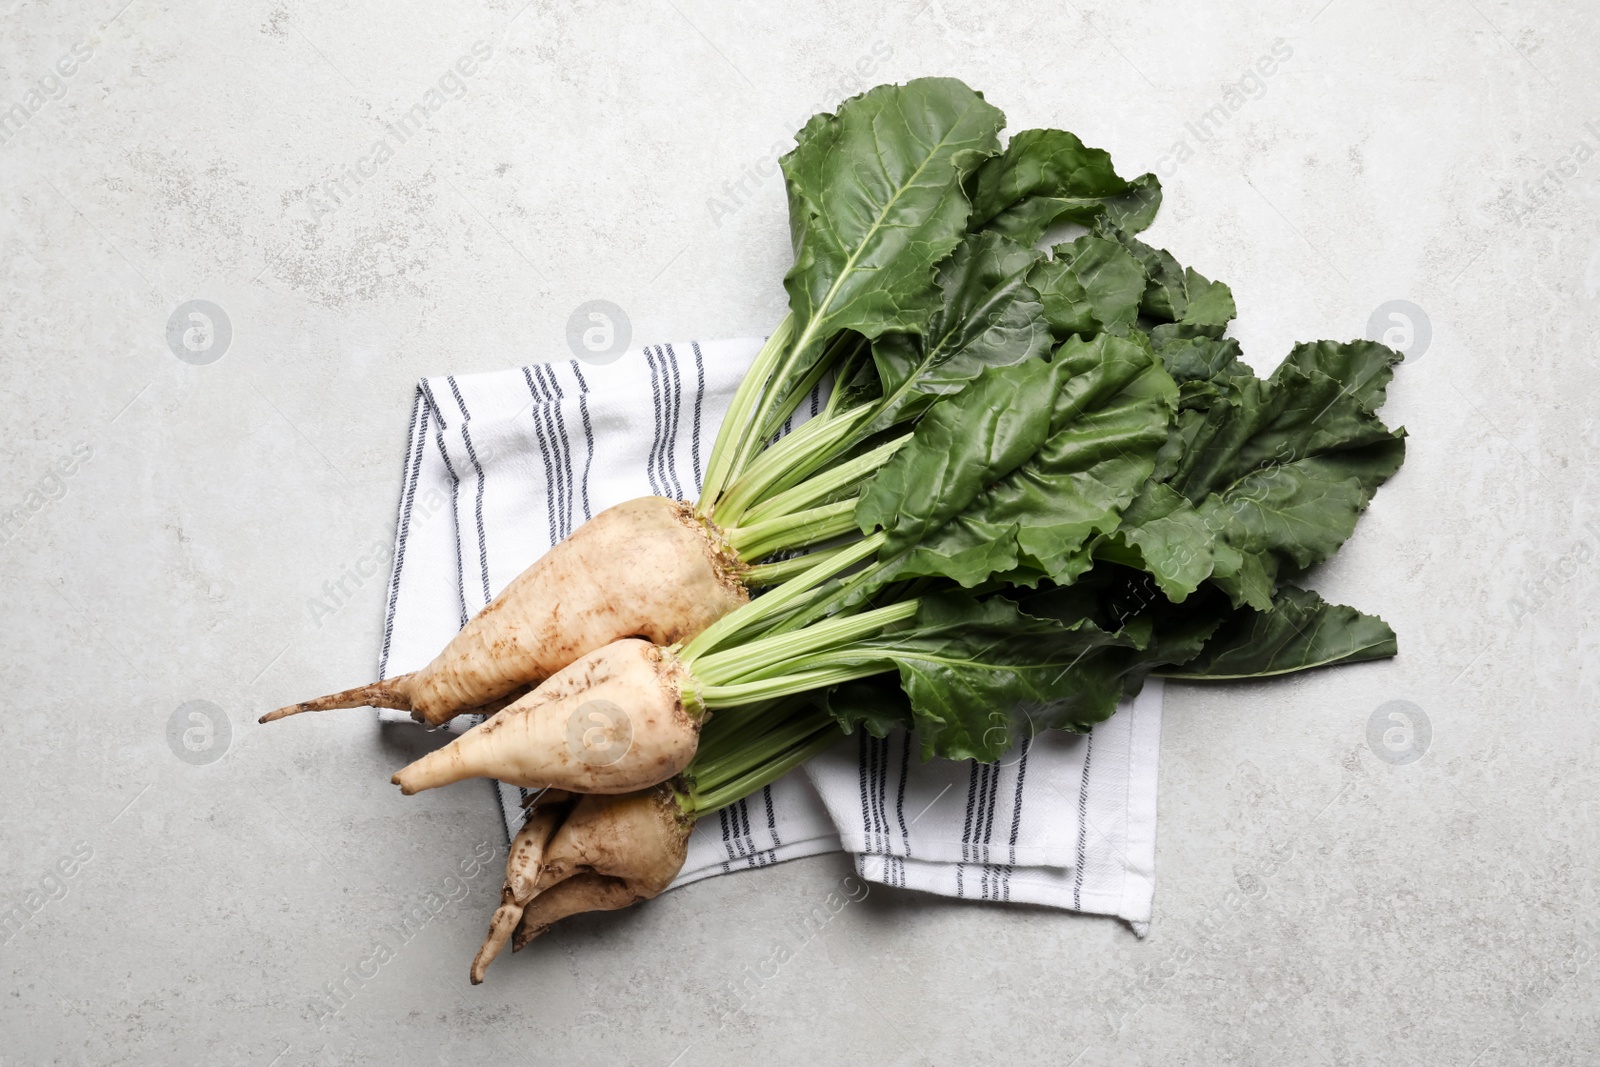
[389,640,701,795]
[510,874,638,948]
[261,497,745,726]
[469,801,569,984]
[510,786,692,951]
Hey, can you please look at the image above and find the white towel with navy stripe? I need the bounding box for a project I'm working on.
[376,337,1165,933]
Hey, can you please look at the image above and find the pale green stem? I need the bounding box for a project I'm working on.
[754,331,855,447]
[715,407,871,526]
[743,548,848,588]
[691,709,832,787]
[763,555,891,637]
[691,727,843,815]
[740,433,911,527]
[697,314,794,515]
[680,532,886,663]
[722,319,832,509]
[725,498,861,561]
[699,663,894,708]
[692,600,919,686]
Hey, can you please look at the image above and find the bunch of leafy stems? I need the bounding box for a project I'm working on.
[706,313,893,570]
[670,313,937,818]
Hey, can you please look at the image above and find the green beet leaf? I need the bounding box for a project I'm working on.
[855,356,1059,560]
[968,128,1162,244]
[1096,222,1236,329]
[1158,585,1397,679]
[1274,339,1404,415]
[1094,481,1216,601]
[1148,323,1251,386]
[820,675,913,740]
[857,334,1176,588]
[777,78,1007,405]
[1091,330,1408,608]
[1029,235,1148,338]
[1199,437,1406,609]
[865,230,1053,433]
[862,592,1142,761]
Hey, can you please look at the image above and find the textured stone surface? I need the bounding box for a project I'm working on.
[2,1,1598,1064]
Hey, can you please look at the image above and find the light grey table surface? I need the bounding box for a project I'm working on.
[3,1,1597,1064]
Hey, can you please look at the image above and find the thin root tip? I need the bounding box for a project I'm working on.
[256,677,414,724]
[470,905,520,983]
[468,943,496,984]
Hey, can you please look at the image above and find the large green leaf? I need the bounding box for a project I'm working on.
[778,78,1007,399]
[1096,223,1236,328]
[951,358,1176,587]
[1153,338,1406,607]
[854,592,1141,761]
[1200,436,1406,609]
[1148,323,1250,386]
[1275,339,1403,415]
[968,129,1162,244]
[820,675,912,739]
[1029,235,1148,338]
[1095,481,1215,601]
[1172,364,1404,502]
[1097,333,1406,607]
[1158,586,1397,679]
[855,357,1059,558]
[865,230,1053,433]
[857,334,1177,588]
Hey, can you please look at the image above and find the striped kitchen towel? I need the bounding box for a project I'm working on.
[376,337,1165,932]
